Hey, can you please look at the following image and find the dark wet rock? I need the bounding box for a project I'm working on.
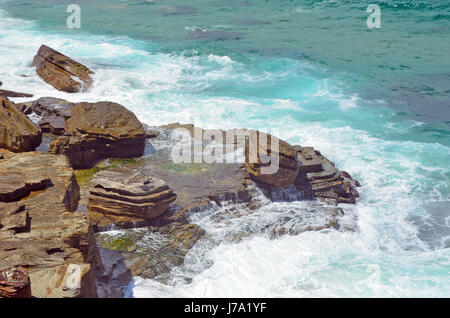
[88,170,177,232]
[0,89,33,98]
[32,97,75,117]
[342,170,362,187]
[0,152,98,298]
[39,113,66,135]
[32,45,93,93]
[23,97,75,135]
[142,124,160,139]
[0,97,42,152]
[0,267,32,298]
[159,5,196,15]
[266,203,344,238]
[14,102,33,116]
[94,245,132,298]
[49,102,146,169]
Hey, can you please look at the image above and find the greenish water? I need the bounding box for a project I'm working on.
[0,0,449,297]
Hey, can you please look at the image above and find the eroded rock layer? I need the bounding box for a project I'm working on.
[0,97,42,152]
[88,170,177,231]
[293,146,360,204]
[0,152,98,298]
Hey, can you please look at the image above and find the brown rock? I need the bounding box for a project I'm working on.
[0,152,98,298]
[294,146,359,203]
[244,130,299,189]
[0,267,32,298]
[0,97,42,152]
[39,113,67,135]
[32,97,74,117]
[0,89,33,98]
[15,102,34,115]
[32,45,93,93]
[49,102,146,169]
[24,97,75,135]
[88,170,177,231]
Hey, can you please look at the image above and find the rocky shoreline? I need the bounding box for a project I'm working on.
[0,46,360,298]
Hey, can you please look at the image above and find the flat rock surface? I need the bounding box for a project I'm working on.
[88,170,177,231]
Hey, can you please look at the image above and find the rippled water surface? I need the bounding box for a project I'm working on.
[0,0,449,297]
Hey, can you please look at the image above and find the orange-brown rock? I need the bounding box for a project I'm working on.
[0,152,98,298]
[32,45,93,93]
[0,89,33,98]
[244,130,299,189]
[88,170,177,232]
[0,97,42,152]
[49,101,146,169]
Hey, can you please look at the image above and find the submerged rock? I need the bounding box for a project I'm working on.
[0,97,42,152]
[0,152,98,298]
[49,102,146,169]
[88,170,177,231]
[97,223,205,281]
[32,45,93,93]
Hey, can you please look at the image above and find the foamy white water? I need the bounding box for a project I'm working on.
[1,9,449,298]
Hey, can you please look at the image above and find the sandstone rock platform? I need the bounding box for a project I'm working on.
[0,152,98,298]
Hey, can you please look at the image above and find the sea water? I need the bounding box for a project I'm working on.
[0,0,449,297]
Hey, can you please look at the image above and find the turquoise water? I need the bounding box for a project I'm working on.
[0,0,449,297]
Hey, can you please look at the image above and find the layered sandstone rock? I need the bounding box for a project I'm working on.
[32,45,93,93]
[294,146,360,204]
[153,123,358,203]
[0,89,33,98]
[0,97,42,152]
[244,130,299,189]
[88,170,177,231]
[13,97,76,135]
[49,102,146,169]
[34,98,74,135]
[0,152,98,298]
